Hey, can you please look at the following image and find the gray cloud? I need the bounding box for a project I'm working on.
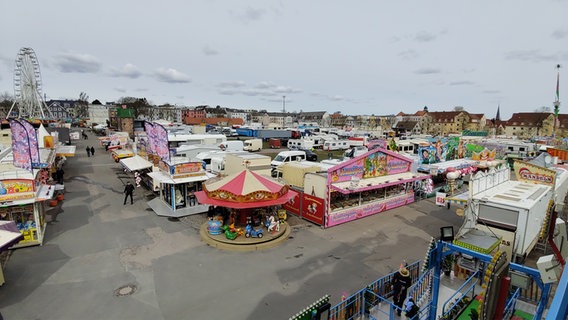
[108,63,142,78]
[0,55,12,69]
[153,68,191,83]
[240,6,266,22]
[114,87,127,93]
[483,90,501,94]
[329,95,345,101]
[255,81,276,89]
[504,50,558,62]
[414,68,441,74]
[449,80,475,86]
[218,82,301,97]
[552,28,568,39]
[203,46,219,56]
[414,31,437,42]
[53,52,101,73]
[217,81,246,88]
[273,86,302,94]
[398,49,419,60]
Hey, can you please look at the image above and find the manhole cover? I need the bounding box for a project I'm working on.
[114,284,137,297]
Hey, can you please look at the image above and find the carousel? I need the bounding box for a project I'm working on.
[195,169,298,251]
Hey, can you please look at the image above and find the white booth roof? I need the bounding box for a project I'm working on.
[120,155,153,172]
[472,180,551,210]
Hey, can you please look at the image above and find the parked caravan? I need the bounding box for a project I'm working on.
[219,140,244,152]
[323,140,350,151]
[174,145,220,159]
[287,139,314,150]
[194,150,248,171]
[168,134,227,148]
[243,139,263,152]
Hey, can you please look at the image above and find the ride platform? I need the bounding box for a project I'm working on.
[200,221,291,251]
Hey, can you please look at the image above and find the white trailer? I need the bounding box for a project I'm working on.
[287,139,314,150]
[322,140,350,151]
[223,153,272,176]
[462,178,553,262]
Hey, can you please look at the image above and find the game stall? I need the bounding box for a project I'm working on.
[283,147,430,228]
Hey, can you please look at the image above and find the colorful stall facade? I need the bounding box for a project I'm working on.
[146,160,212,218]
[283,148,430,228]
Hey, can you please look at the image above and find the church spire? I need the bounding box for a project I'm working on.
[495,105,501,122]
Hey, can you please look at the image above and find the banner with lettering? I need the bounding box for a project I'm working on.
[513,160,555,186]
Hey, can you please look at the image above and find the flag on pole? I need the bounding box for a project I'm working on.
[556,72,560,101]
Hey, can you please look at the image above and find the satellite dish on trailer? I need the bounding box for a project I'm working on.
[545,155,552,165]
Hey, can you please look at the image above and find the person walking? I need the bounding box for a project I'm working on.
[123,181,135,205]
[86,146,91,157]
[90,146,95,156]
[392,263,412,316]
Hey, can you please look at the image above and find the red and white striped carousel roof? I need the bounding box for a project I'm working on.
[205,169,285,195]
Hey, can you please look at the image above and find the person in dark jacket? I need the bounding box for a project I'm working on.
[90,146,95,156]
[86,146,91,157]
[123,182,135,205]
[404,297,419,319]
[392,264,411,316]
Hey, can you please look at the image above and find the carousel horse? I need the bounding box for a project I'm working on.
[267,215,279,233]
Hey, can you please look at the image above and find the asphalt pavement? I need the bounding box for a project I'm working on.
[0,134,463,320]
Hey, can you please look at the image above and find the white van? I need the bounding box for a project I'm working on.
[243,139,263,152]
[270,150,307,169]
[323,140,350,151]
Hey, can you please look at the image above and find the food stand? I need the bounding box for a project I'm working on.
[146,160,213,218]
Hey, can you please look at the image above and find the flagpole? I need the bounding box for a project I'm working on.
[554,64,561,138]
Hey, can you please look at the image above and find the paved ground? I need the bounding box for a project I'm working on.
[0,134,463,320]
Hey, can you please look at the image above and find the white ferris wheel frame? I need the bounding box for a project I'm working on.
[8,47,52,119]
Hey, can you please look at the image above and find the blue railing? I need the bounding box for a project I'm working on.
[441,270,479,317]
[330,261,421,320]
[503,287,521,319]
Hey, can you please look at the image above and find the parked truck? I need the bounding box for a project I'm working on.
[243,139,263,152]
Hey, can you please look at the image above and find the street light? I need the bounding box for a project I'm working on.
[282,95,286,113]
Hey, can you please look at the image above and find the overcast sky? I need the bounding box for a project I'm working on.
[1,1,568,120]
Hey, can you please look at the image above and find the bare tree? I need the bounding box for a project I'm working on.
[75,91,89,119]
[0,92,14,118]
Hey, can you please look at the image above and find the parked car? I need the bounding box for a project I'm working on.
[298,148,318,161]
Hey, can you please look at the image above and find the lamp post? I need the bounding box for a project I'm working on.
[282,95,286,113]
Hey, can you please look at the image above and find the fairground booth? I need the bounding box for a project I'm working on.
[282,147,430,228]
[146,158,214,218]
[0,121,60,248]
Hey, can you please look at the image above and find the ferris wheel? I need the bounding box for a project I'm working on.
[7,47,52,119]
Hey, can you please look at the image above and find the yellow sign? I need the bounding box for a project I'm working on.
[513,160,555,186]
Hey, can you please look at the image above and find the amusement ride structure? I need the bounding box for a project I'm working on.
[7,47,52,119]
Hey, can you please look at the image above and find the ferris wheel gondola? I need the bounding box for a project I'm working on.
[7,47,52,119]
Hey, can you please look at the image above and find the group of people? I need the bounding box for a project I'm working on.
[86,146,95,157]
